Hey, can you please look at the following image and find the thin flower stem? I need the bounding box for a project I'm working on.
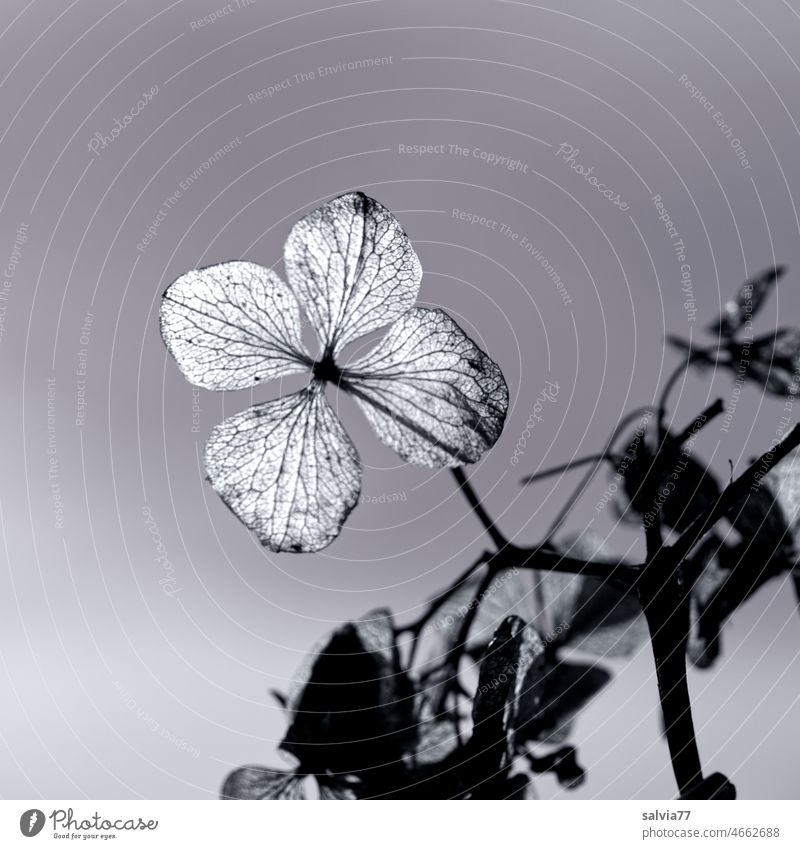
[657,358,691,435]
[520,453,616,485]
[451,467,508,550]
[543,405,655,542]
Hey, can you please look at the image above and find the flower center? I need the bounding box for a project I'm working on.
[312,355,343,384]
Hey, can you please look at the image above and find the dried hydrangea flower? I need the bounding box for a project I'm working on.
[161,192,508,552]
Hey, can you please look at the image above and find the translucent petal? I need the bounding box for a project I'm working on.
[204,383,361,552]
[343,308,508,467]
[161,260,310,391]
[284,192,422,356]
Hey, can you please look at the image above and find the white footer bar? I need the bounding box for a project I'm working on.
[2,800,796,848]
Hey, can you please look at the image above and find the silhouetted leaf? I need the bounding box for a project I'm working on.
[687,520,792,670]
[521,661,611,745]
[160,260,310,390]
[504,771,537,799]
[708,266,784,338]
[666,335,714,368]
[204,383,361,553]
[686,537,730,669]
[466,616,545,797]
[528,745,585,788]
[343,308,509,467]
[613,423,720,531]
[728,476,793,559]
[284,192,422,357]
[728,328,800,396]
[549,532,647,657]
[281,610,417,776]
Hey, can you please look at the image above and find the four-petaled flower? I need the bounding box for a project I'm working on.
[160,192,508,552]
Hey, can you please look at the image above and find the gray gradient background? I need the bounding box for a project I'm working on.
[0,0,799,799]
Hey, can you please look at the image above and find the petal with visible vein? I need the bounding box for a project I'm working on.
[342,308,508,467]
[204,383,361,552]
[284,192,421,356]
[161,260,310,391]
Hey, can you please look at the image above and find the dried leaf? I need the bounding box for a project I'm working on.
[411,696,460,767]
[504,772,537,798]
[284,192,422,357]
[686,538,729,669]
[318,779,359,800]
[527,745,585,788]
[161,261,309,390]
[687,526,791,669]
[708,265,784,338]
[344,308,508,467]
[280,610,417,776]
[613,424,720,532]
[467,617,545,796]
[546,532,647,657]
[728,477,792,558]
[204,383,361,553]
[221,767,304,800]
[732,328,800,396]
[458,533,645,660]
[522,661,611,745]
[565,582,647,657]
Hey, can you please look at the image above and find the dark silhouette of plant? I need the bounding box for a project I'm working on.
[160,196,800,800]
